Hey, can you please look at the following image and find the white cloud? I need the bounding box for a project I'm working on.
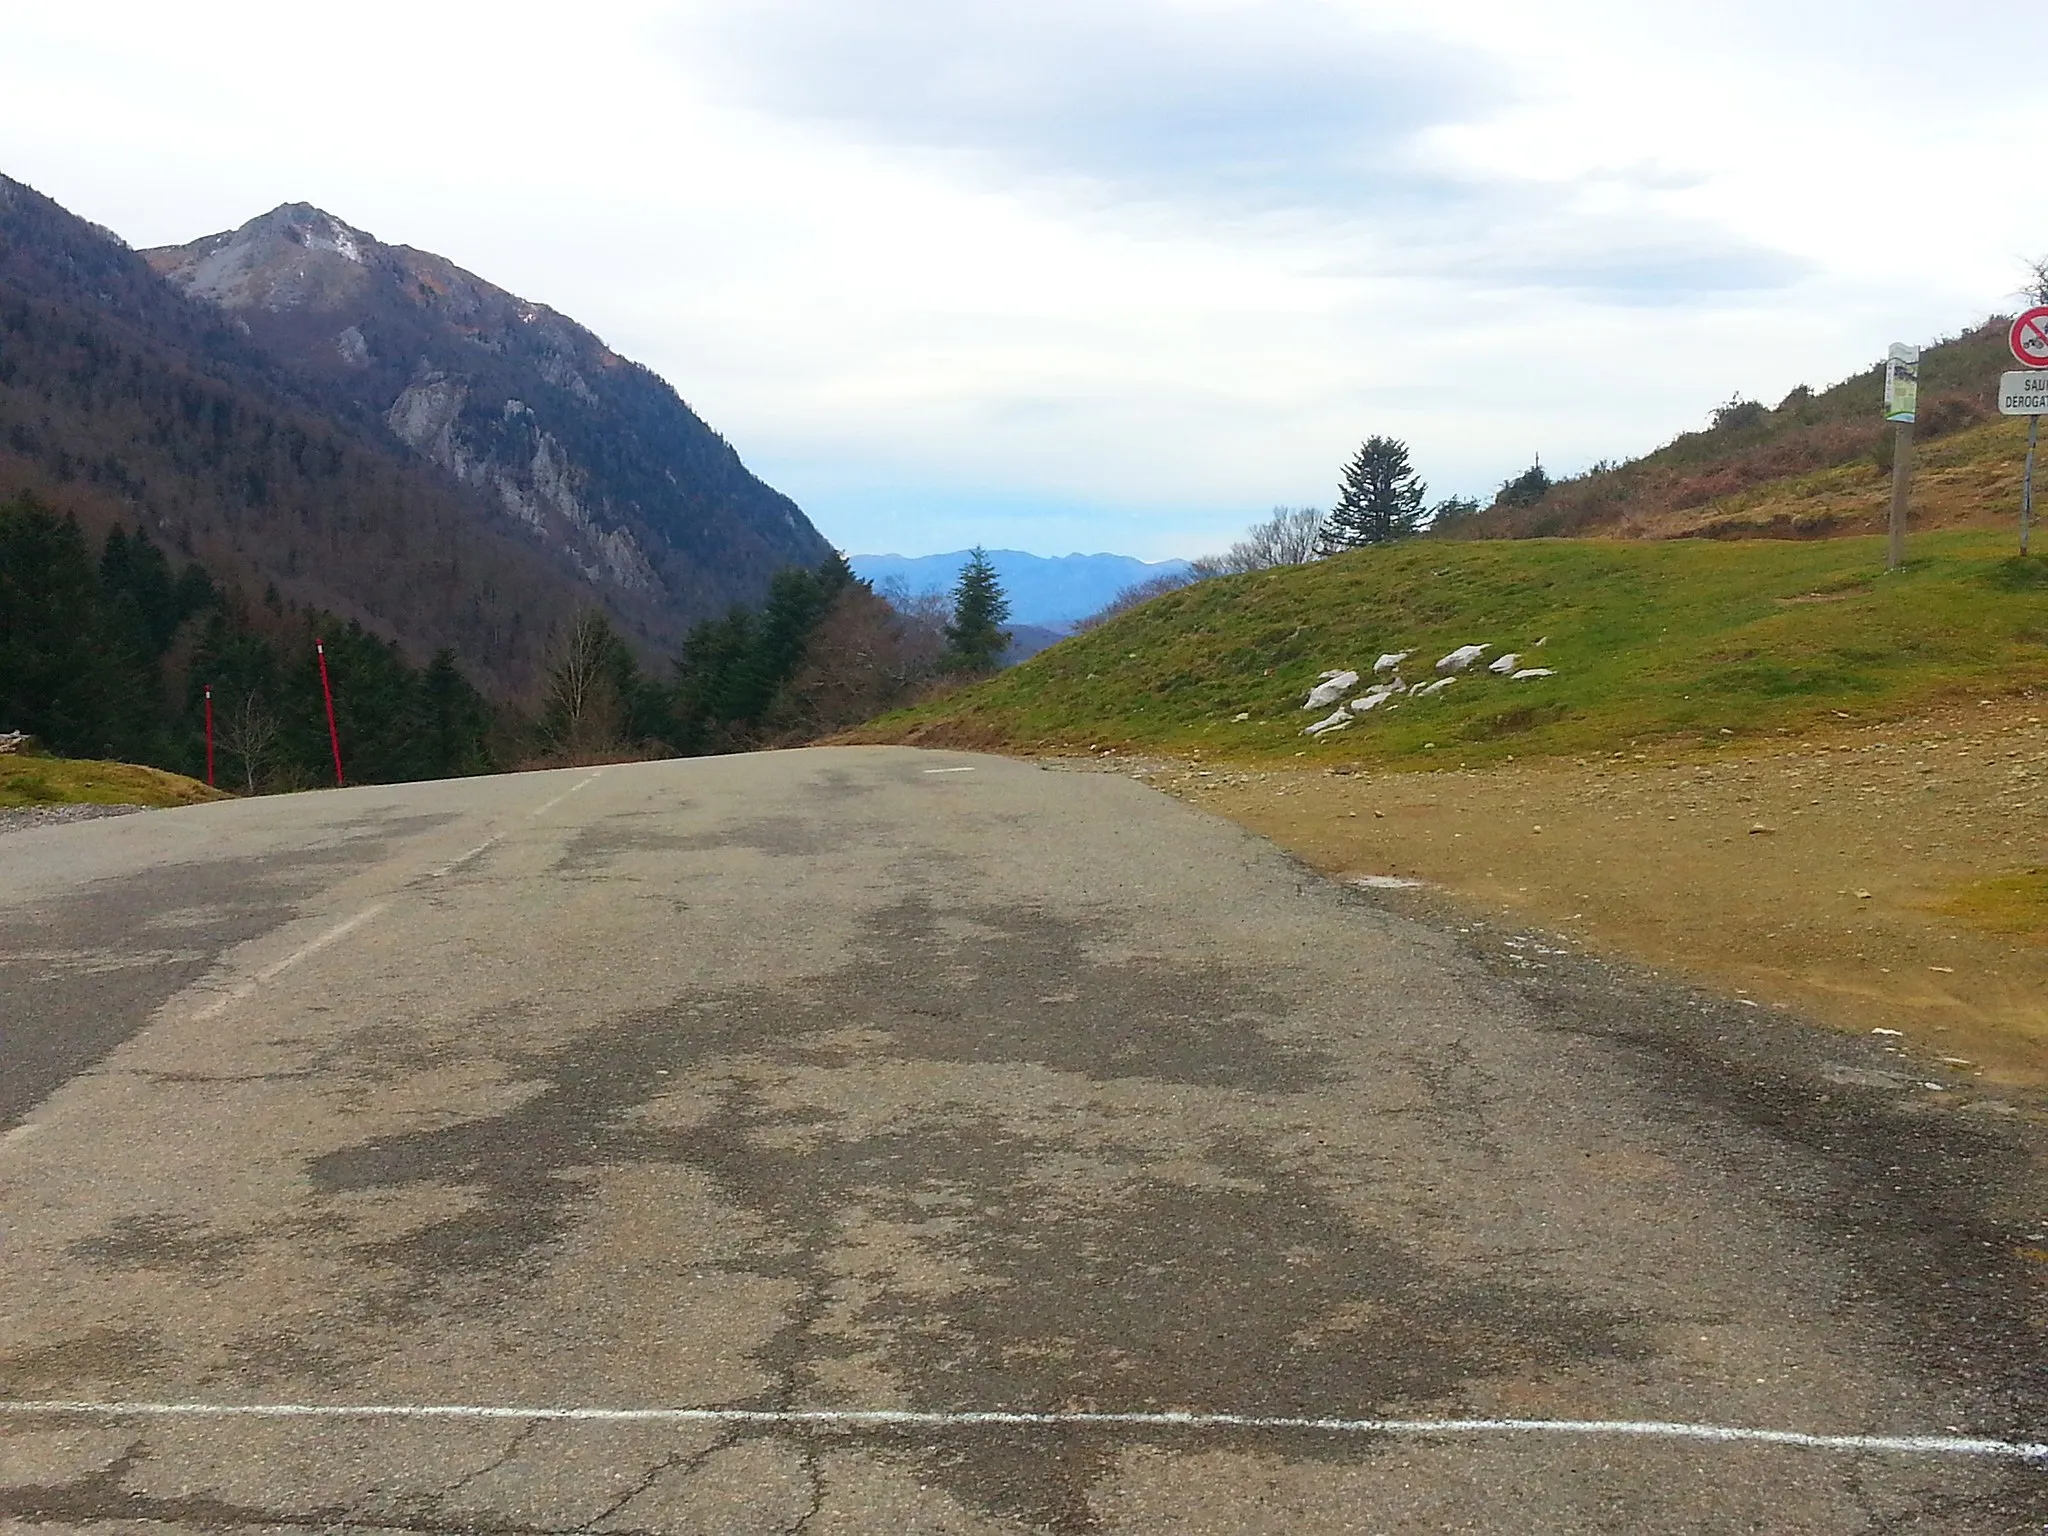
[0,0,2037,558]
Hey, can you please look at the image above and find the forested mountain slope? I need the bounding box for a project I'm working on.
[145,204,829,639]
[0,175,605,693]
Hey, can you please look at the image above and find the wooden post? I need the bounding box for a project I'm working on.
[1886,420,1914,572]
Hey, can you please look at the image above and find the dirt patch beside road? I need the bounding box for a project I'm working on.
[1124,697,2048,1088]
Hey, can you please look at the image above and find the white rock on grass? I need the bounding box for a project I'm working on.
[1303,708,1353,736]
[1435,644,1489,674]
[1316,669,1349,680]
[1412,677,1457,698]
[1302,671,1360,709]
[1510,668,1555,681]
[1373,652,1410,674]
[1350,690,1391,714]
[1487,653,1520,675]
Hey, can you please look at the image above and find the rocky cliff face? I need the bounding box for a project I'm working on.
[0,175,615,695]
[145,205,831,637]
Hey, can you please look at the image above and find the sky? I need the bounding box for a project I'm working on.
[1,1,2034,560]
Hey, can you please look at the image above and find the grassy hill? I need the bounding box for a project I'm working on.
[1460,319,2019,540]
[852,531,2047,765]
[0,754,223,810]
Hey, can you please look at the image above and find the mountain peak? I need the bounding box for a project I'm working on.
[248,202,371,263]
[139,197,831,635]
[145,202,380,310]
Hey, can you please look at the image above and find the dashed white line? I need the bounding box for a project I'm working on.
[433,768,602,873]
[427,839,498,879]
[253,904,386,983]
[189,903,389,1022]
[528,771,603,818]
[922,767,977,775]
[0,1401,2038,1461]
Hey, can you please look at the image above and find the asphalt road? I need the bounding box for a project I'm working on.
[2,747,2044,1533]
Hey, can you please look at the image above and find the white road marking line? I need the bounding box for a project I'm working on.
[0,1402,2038,1461]
[253,904,386,983]
[189,903,389,1021]
[427,839,498,879]
[528,771,603,818]
[922,767,977,774]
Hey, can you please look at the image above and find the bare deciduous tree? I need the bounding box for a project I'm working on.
[765,584,952,740]
[1216,505,1325,572]
[540,609,624,758]
[215,690,280,794]
[1073,505,1328,631]
[2022,255,2048,308]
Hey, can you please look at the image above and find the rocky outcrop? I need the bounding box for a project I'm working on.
[145,204,831,640]
[385,375,657,592]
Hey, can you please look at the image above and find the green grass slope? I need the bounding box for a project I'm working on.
[855,532,2048,765]
[0,754,224,809]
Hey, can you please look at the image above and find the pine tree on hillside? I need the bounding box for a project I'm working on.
[416,649,496,778]
[670,608,757,752]
[0,497,132,757]
[1317,437,1427,552]
[1494,457,1552,509]
[734,559,852,721]
[943,548,1011,673]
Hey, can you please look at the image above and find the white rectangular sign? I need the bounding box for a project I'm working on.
[2000,370,2048,415]
[1884,343,1920,423]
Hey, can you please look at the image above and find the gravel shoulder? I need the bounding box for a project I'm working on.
[1081,697,2048,1090]
[0,803,149,835]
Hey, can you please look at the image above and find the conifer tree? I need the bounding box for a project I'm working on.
[942,548,1011,673]
[1317,437,1427,552]
[1494,457,1552,509]
[0,497,123,755]
[416,649,496,778]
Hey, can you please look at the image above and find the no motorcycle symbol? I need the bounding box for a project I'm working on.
[2010,306,2048,368]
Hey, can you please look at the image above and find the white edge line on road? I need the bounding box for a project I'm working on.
[922,767,976,774]
[528,770,604,818]
[0,1402,2039,1461]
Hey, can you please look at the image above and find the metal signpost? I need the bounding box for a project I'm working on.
[2003,306,2048,556]
[1883,343,1918,572]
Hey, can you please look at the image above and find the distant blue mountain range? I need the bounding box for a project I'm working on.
[849,550,1191,630]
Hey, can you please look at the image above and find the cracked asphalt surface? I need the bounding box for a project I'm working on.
[2,746,2045,1533]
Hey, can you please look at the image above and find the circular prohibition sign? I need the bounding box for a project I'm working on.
[2011,306,2048,368]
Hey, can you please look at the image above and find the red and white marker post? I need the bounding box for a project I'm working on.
[203,685,214,788]
[315,640,345,788]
